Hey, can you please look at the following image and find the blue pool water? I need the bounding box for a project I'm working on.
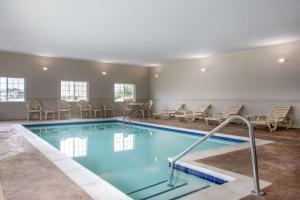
[27,121,241,199]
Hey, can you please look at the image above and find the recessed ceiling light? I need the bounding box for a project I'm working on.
[201,68,206,72]
[145,64,161,67]
[278,58,286,63]
[101,59,114,64]
[188,54,211,59]
[102,71,107,75]
[42,67,48,71]
[155,74,159,78]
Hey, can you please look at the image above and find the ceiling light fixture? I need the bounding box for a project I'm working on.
[42,67,48,71]
[278,58,286,63]
[201,68,206,72]
[102,71,107,75]
[146,64,161,67]
[155,74,159,78]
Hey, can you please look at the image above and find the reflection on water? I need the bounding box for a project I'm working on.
[114,133,135,152]
[60,136,87,157]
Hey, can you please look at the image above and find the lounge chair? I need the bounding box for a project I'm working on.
[205,105,243,125]
[250,105,293,132]
[26,98,42,120]
[103,100,114,118]
[153,103,184,119]
[78,100,92,118]
[58,100,71,119]
[175,104,211,123]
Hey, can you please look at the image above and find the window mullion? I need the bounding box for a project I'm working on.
[73,82,76,101]
[123,84,125,102]
[6,78,8,102]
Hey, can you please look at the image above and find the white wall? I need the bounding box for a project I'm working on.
[0,52,149,120]
[149,41,300,127]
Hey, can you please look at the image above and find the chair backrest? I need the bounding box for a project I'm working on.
[148,100,153,110]
[143,100,153,111]
[27,98,41,110]
[170,103,184,111]
[226,105,243,116]
[78,100,90,109]
[58,100,70,110]
[103,100,114,109]
[269,105,292,119]
[195,104,210,113]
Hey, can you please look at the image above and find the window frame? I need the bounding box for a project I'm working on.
[114,83,136,102]
[0,77,26,102]
[60,80,89,102]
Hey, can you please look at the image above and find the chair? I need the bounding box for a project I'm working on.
[175,104,211,123]
[142,100,153,118]
[205,105,243,125]
[250,105,293,132]
[103,100,114,118]
[26,98,42,120]
[58,100,71,119]
[153,103,184,119]
[78,100,92,118]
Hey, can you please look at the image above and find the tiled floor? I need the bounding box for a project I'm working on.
[139,118,300,200]
[0,118,299,200]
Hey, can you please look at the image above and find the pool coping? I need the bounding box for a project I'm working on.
[16,118,272,200]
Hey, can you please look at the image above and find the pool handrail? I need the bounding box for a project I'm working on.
[167,115,264,196]
[123,109,142,122]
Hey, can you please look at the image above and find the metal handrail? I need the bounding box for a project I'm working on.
[123,109,142,122]
[167,115,264,196]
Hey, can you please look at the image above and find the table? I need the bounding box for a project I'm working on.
[93,109,102,118]
[44,110,54,120]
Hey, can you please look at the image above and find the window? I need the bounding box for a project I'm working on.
[114,83,135,102]
[61,81,88,101]
[0,77,25,102]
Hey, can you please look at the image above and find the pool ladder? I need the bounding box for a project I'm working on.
[168,115,265,196]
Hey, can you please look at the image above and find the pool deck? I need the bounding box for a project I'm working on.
[140,118,300,200]
[0,117,299,200]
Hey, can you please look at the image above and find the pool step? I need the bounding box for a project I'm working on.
[127,180,168,195]
[168,185,210,200]
[128,179,210,200]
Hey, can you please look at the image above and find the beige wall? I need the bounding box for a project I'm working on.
[1,41,300,127]
[149,41,300,127]
[0,52,149,119]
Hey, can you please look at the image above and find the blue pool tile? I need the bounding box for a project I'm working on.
[171,163,228,185]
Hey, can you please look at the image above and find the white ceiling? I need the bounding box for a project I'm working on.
[0,0,300,66]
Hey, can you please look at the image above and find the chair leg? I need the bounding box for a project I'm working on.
[267,122,274,132]
[58,112,60,120]
[141,111,145,118]
[40,112,42,120]
[205,119,209,126]
[27,112,30,121]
